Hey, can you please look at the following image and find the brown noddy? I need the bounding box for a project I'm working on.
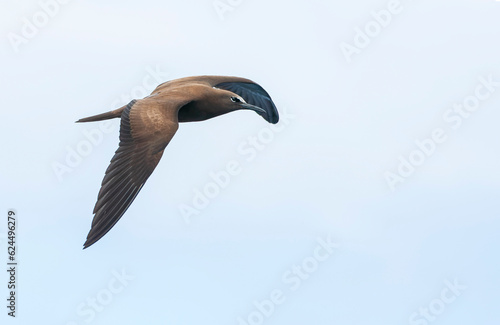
[77,76,279,248]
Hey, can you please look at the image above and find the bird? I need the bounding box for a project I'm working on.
[77,76,279,249]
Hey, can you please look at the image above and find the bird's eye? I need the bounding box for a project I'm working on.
[231,96,241,103]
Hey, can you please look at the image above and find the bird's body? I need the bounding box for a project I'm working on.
[78,75,279,248]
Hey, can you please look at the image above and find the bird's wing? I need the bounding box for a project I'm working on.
[83,98,183,249]
[214,81,279,123]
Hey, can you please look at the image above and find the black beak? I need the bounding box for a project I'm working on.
[240,102,279,124]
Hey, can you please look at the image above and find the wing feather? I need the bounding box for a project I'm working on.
[83,99,180,248]
[214,81,279,123]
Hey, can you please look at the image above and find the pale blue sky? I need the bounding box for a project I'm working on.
[1,0,499,324]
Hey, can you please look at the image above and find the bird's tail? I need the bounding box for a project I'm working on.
[76,104,127,123]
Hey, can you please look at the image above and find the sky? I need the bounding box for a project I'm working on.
[1,0,499,324]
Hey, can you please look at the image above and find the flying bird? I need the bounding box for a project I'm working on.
[77,76,279,249]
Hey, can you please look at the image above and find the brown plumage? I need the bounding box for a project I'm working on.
[77,76,279,249]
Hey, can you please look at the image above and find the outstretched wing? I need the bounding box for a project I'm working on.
[83,99,179,249]
[214,81,279,124]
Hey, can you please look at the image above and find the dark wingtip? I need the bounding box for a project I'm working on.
[265,104,279,124]
[216,81,279,125]
[83,232,98,249]
[270,113,279,124]
[82,240,92,249]
[263,113,279,124]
